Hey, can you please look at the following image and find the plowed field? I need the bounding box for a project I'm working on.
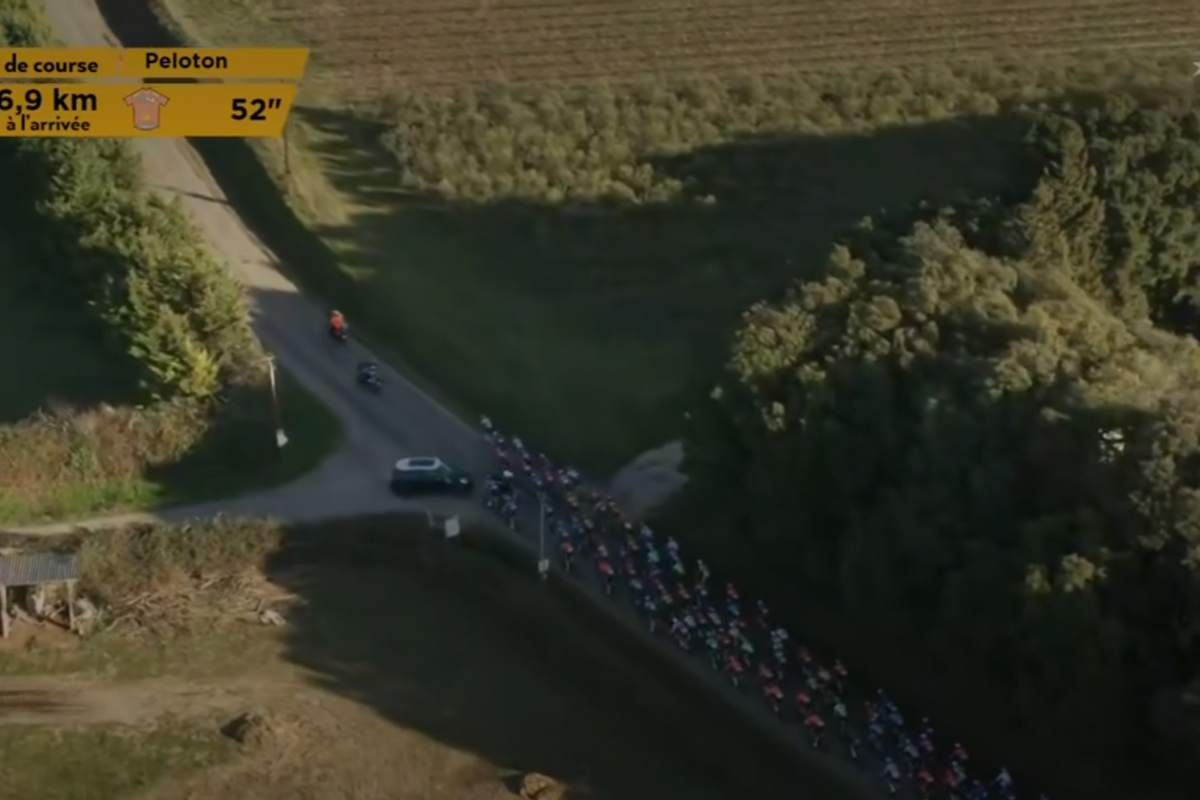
[167,0,1197,96]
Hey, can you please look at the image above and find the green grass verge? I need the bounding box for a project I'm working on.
[0,226,340,523]
[0,365,340,525]
[0,720,237,800]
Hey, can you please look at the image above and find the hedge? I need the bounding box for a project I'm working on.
[0,0,263,399]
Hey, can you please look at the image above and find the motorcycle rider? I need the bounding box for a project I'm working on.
[357,360,379,381]
[329,309,346,338]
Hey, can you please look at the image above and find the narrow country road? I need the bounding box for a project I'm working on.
[5,0,500,535]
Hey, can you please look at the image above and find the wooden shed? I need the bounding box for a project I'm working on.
[0,550,81,638]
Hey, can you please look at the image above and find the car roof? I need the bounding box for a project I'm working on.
[395,457,447,472]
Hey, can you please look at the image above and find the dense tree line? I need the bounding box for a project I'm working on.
[379,63,1189,207]
[685,96,1200,792]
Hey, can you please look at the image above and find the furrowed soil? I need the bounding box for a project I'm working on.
[156,0,1195,93]
[0,516,812,800]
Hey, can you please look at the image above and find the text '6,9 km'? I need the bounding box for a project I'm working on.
[0,87,96,113]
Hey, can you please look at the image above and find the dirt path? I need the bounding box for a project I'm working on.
[0,675,295,725]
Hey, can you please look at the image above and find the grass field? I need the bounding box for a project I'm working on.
[0,226,341,524]
[0,516,808,800]
[0,720,238,800]
[141,0,1198,472]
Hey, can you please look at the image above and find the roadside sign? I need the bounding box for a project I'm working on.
[275,428,288,448]
[444,516,461,539]
[537,558,550,577]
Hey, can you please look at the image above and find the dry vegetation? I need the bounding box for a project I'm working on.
[0,368,336,525]
[151,0,1200,471]
[0,516,801,799]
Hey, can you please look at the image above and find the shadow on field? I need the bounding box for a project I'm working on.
[272,106,1031,468]
[293,103,1028,354]
[0,181,141,424]
[262,514,830,800]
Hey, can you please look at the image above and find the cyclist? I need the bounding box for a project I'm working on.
[329,309,346,337]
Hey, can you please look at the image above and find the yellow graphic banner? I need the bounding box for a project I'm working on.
[0,47,123,77]
[0,84,297,137]
[0,47,308,79]
[118,48,308,79]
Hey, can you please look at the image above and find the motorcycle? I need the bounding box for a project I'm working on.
[356,362,382,393]
[329,324,348,344]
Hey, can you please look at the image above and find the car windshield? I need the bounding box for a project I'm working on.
[404,458,439,470]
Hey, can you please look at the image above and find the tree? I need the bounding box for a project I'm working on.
[5,131,261,400]
[685,97,1200,790]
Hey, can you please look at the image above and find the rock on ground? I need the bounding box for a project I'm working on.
[518,772,566,800]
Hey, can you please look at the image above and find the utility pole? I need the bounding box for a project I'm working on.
[266,356,288,450]
[282,121,291,180]
[536,488,549,580]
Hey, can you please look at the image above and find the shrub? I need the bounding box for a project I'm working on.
[1,0,261,401]
[9,135,263,399]
[75,517,285,603]
[0,0,289,520]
